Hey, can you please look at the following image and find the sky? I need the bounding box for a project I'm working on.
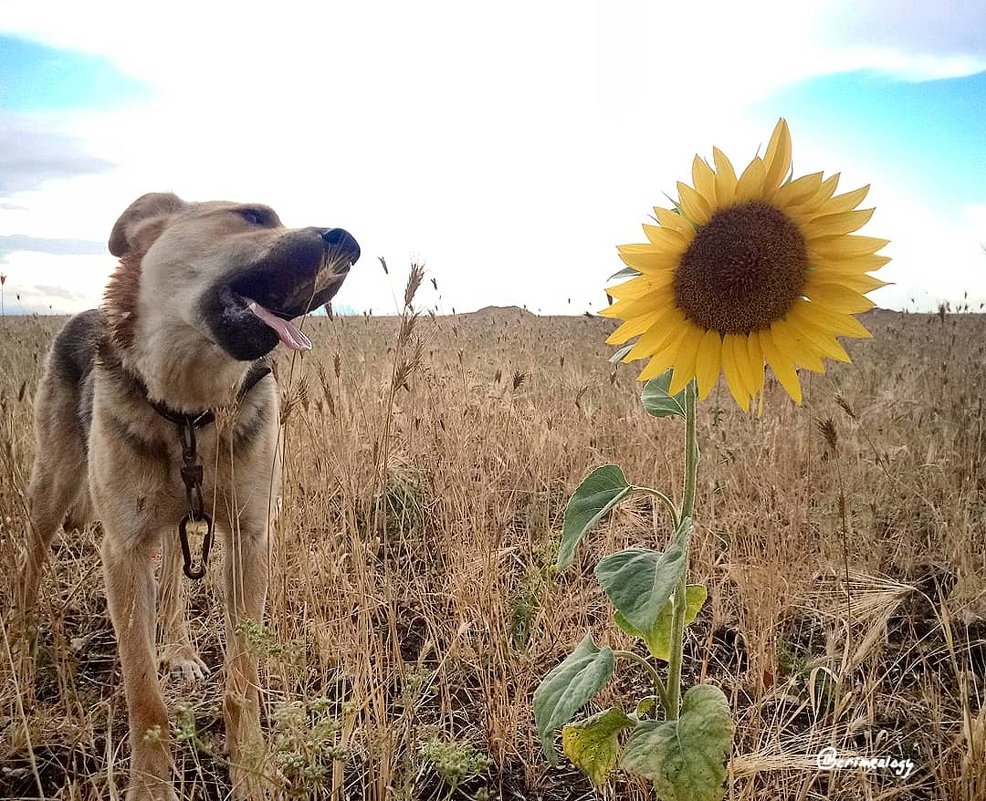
[0,0,984,317]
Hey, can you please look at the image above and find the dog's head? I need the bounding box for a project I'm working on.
[104,192,359,361]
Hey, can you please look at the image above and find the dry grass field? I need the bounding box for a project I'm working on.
[1,291,985,800]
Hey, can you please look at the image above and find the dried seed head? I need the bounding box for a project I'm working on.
[404,263,425,309]
[817,417,838,454]
[834,395,856,421]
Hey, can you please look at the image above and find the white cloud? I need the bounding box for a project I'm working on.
[0,0,983,315]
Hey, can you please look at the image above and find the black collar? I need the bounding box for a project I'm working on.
[144,360,272,430]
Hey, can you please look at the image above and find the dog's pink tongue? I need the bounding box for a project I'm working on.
[247,301,312,351]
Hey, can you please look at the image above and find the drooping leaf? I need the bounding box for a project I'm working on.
[609,344,635,364]
[642,371,687,418]
[561,707,635,786]
[557,465,633,572]
[594,518,692,634]
[608,266,642,282]
[533,634,615,763]
[621,684,732,801]
[615,584,708,661]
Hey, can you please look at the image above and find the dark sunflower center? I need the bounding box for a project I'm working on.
[673,201,808,334]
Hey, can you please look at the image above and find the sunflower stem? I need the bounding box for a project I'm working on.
[667,380,699,719]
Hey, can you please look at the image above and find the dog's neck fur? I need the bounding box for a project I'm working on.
[104,250,259,414]
[122,325,257,414]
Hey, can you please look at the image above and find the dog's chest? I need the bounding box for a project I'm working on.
[88,397,277,533]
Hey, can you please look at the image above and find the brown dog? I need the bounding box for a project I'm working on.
[16,193,359,800]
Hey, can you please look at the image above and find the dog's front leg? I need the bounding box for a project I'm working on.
[101,530,177,801]
[222,522,269,799]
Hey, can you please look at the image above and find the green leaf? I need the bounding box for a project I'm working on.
[608,266,642,282]
[635,695,660,719]
[594,518,692,634]
[562,707,635,786]
[642,372,687,418]
[609,344,634,364]
[533,634,615,763]
[620,684,732,801]
[615,584,708,661]
[557,465,633,572]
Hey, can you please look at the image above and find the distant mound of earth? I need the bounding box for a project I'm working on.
[468,305,536,318]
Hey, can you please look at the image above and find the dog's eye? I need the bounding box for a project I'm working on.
[238,209,268,226]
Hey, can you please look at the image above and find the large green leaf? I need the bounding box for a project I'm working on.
[533,634,615,763]
[556,465,633,572]
[615,584,708,661]
[562,707,635,786]
[641,372,687,418]
[594,518,692,634]
[620,684,732,801]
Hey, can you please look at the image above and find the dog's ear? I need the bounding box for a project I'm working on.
[108,193,189,257]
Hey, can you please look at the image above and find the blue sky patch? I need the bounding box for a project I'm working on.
[765,69,986,207]
[0,35,150,112]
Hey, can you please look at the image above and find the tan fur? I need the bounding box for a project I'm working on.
[16,193,356,801]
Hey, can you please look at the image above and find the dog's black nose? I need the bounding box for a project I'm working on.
[321,228,360,266]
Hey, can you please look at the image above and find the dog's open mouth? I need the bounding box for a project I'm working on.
[202,227,359,361]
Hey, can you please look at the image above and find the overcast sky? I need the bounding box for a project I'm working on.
[1,0,984,316]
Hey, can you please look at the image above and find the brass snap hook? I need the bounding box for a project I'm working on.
[179,512,214,580]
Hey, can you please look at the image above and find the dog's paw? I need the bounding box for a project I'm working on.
[159,644,210,681]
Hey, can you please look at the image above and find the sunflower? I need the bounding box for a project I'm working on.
[602,118,890,411]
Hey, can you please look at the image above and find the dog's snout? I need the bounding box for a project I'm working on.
[321,228,360,266]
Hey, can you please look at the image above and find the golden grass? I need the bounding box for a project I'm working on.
[1,297,985,800]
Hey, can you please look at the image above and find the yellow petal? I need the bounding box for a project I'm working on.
[763,118,792,192]
[640,224,693,251]
[827,273,890,294]
[771,318,825,372]
[691,155,717,207]
[695,329,722,400]
[815,253,892,274]
[617,247,680,275]
[720,333,750,411]
[786,306,852,362]
[668,324,705,395]
[805,173,841,207]
[747,330,766,397]
[653,206,696,237]
[637,327,688,381]
[792,299,872,339]
[774,172,824,206]
[735,157,766,203]
[607,274,671,300]
[809,235,890,260]
[728,333,756,399]
[625,307,682,359]
[677,181,712,225]
[807,280,877,313]
[803,207,875,238]
[760,328,803,403]
[819,184,869,215]
[712,146,737,207]
[606,308,664,345]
